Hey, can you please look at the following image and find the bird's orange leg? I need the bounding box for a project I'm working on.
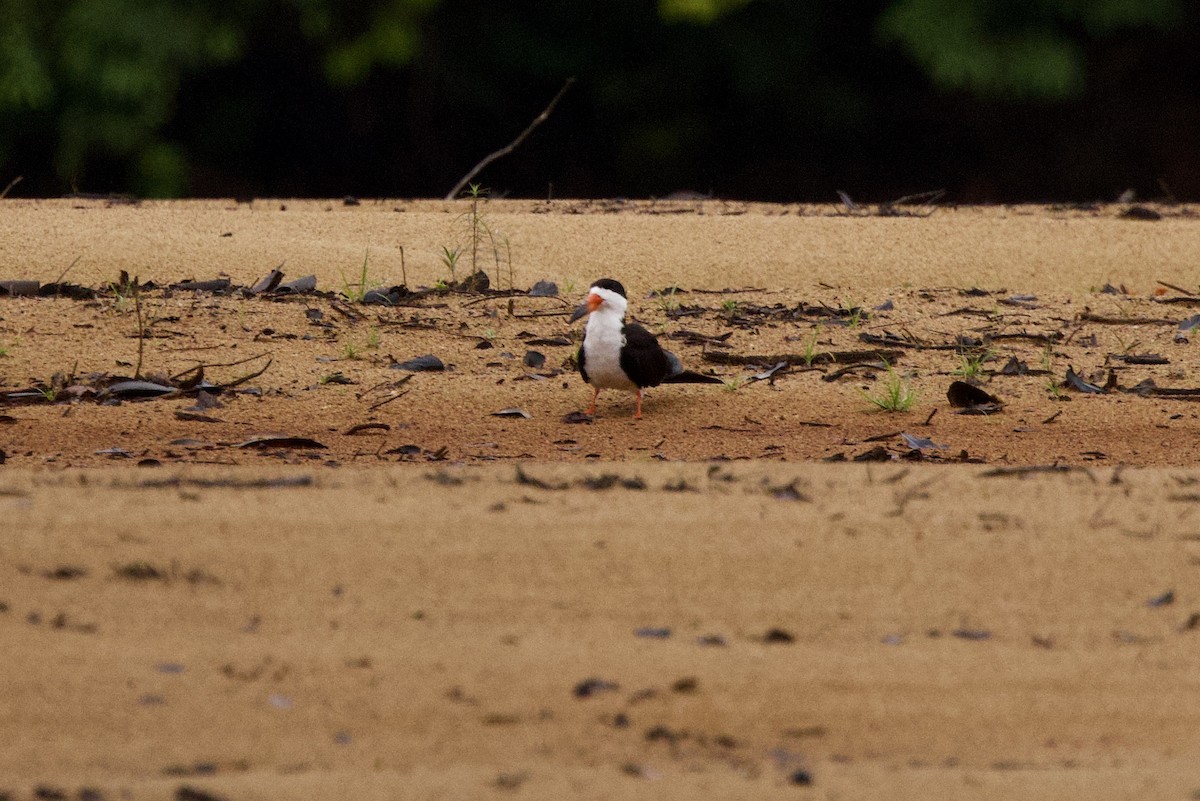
[586,387,600,416]
[634,389,644,419]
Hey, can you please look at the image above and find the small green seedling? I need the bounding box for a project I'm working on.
[862,363,916,412]
[802,329,820,367]
[110,287,132,314]
[341,250,381,302]
[955,349,991,380]
[439,246,462,286]
[1112,334,1140,355]
[840,300,865,329]
[1039,343,1055,372]
[658,286,681,313]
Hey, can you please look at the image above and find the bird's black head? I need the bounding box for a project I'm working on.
[590,278,626,298]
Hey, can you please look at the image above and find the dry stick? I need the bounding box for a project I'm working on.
[330,299,365,321]
[461,290,561,306]
[704,349,904,366]
[0,175,23,199]
[1078,311,1175,325]
[885,189,945,217]
[359,375,413,399]
[367,390,410,413]
[134,290,145,379]
[363,372,414,411]
[53,255,82,287]
[505,237,513,292]
[892,189,946,206]
[219,358,273,389]
[169,351,272,383]
[444,78,576,201]
[1157,280,1196,296]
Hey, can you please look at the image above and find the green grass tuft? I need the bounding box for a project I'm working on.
[341,249,381,302]
[862,362,916,412]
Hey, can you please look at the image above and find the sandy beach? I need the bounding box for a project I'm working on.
[2,198,1200,799]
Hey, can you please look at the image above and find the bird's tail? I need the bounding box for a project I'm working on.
[662,350,723,384]
[661,370,724,384]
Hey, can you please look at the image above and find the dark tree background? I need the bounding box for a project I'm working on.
[1,0,1195,202]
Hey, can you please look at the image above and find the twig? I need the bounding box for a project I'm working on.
[505,237,513,291]
[134,290,145,379]
[891,189,946,206]
[169,351,272,382]
[835,190,863,215]
[1078,312,1174,325]
[1157,280,1195,296]
[1060,325,1084,346]
[0,175,22,199]
[444,78,576,200]
[461,290,546,306]
[703,349,904,367]
[53,255,82,288]
[363,376,415,412]
[367,390,410,412]
[330,299,365,321]
[218,357,273,389]
[359,375,412,398]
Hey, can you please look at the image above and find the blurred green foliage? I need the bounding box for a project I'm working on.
[0,0,441,195]
[0,0,1190,198]
[879,0,1181,97]
[1,0,242,195]
[658,0,753,24]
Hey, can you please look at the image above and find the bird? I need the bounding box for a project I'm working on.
[569,278,720,418]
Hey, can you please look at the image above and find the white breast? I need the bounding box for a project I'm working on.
[583,313,638,391]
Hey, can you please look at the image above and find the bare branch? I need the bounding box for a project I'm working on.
[0,175,23,199]
[444,78,575,201]
[169,351,273,382]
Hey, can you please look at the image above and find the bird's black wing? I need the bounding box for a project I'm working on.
[620,323,670,388]
[577,335,590,383]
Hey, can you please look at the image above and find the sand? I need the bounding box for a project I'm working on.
[2,198,1200,799]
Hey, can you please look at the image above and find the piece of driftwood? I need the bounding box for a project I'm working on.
[703,349,903,367]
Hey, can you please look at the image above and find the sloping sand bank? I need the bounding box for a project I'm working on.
[3,463,1200,800]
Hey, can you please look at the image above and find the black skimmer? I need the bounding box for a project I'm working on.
[570,278,720,418]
